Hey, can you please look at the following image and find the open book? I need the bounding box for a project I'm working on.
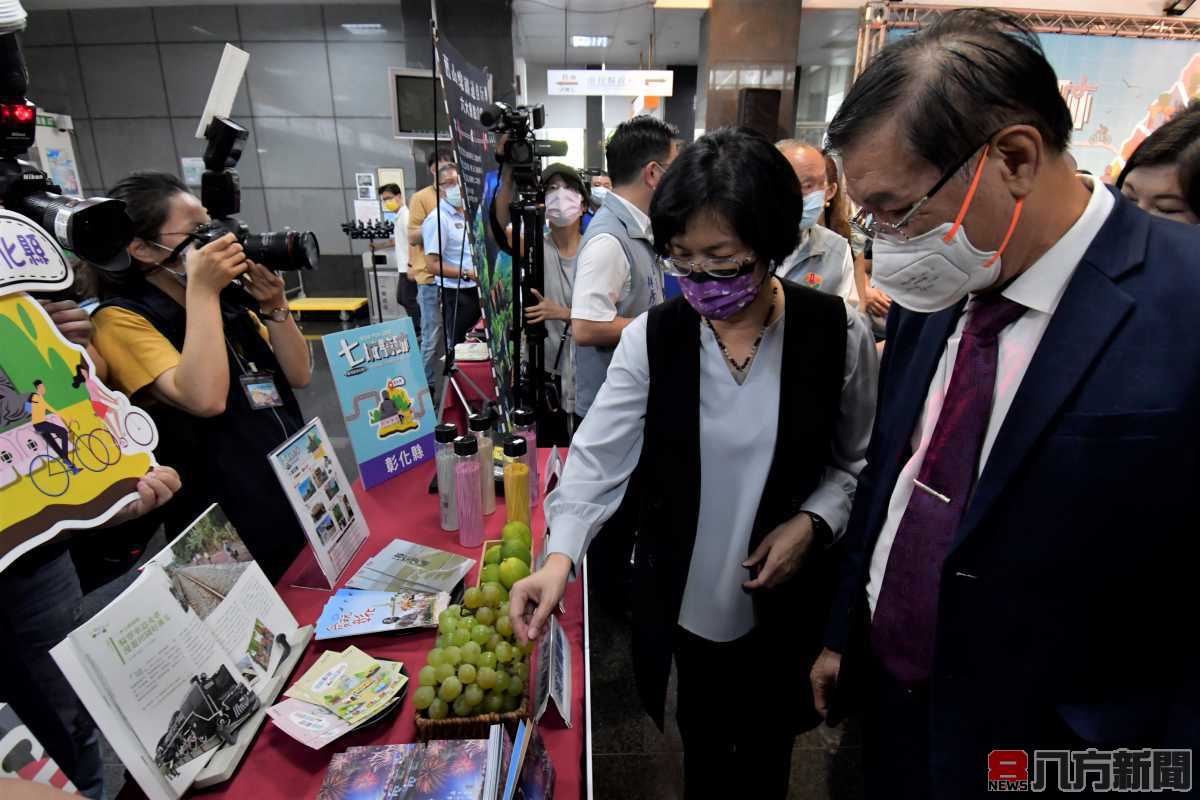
[50,504,306,800]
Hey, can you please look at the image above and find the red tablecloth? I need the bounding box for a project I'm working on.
[193,451,586,799]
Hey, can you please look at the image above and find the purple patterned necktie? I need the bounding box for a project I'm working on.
[871,293,1028,686]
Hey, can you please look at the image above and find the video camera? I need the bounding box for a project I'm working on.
[480,103,567,187]
[0,33,133,270]
[198,116,319,271]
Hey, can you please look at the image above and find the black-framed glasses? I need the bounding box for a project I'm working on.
[660,254,757,279]
[851,127,1008,241]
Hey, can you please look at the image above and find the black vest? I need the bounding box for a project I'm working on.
[97,281,306,582]
[632,280,847,729]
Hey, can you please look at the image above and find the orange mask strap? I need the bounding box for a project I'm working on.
[943,146,991,244]
[982,198,1023,269]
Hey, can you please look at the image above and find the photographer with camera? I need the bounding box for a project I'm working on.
[421,163,481,383]
[492,162,590,442]
[89,171,310,582]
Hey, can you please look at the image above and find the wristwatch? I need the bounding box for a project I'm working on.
[261,306,290,323]
[804,511,834,550]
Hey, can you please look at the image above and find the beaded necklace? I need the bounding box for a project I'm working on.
[703,284,779,376]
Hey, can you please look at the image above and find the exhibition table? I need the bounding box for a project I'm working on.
[127,451,588,799]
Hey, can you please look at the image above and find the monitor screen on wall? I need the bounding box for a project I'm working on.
[390,68,450,139]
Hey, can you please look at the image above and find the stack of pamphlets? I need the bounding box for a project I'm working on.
[313,721,556,800]
[268,646,407,749]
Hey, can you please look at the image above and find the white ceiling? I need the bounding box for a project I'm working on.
[513,0,704,67]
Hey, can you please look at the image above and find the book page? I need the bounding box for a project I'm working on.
[144,504,300,686]
[68,566,258,795]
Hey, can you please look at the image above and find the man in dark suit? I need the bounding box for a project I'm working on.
[810,9,1200,798]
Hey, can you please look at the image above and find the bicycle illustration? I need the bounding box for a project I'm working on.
[26,415,147,498]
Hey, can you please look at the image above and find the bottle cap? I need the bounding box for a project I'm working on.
[453,435,479,456]
[503,435,528,458]
[513,408,535,427]
[435,423,458,444]
[468,413,491,432]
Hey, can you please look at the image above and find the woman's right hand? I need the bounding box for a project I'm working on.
[185,233,247,295]
[509,553,572,642]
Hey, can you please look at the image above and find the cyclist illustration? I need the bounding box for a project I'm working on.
[29,379,77,475]
[73,360,123,442]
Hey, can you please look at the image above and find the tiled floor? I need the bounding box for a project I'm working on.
[82,312,867,799]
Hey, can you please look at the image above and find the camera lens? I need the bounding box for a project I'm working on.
[242,229,319,271]
[18,193,133,270]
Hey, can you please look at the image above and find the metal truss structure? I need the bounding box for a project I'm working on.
[856,2,1200,77]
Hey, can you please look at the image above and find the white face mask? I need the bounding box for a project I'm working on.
[871,199,1022,314]
[591,186,610,206]
[800,189,825,230]
[545,187,583,228]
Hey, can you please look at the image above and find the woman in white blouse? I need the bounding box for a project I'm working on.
[508,128,879,798]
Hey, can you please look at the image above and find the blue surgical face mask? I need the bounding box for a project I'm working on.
[800,189,825,230]
[591,186,610,206]
[445,186,463,208]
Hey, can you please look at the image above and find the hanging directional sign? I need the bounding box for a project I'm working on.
[547,69,674,97]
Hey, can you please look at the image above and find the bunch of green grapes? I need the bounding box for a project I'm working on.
[412,523,534,719]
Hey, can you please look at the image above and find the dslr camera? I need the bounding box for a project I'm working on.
[198,117,319,271]
[0,33,133,270]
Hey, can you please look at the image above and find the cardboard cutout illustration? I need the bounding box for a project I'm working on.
[0,290,159,572]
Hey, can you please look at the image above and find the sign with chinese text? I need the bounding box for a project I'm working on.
[321,318,434,489]
[434,25,517,426]
[267,417,368,589]
[0,210,71,297]
[0,293,159,573]
[547,69,674,97]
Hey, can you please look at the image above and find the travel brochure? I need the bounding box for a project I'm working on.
[51,566,260,800]
[314,588,449,641]
[49,505,305,800]
[284,646,408,727]
[345,538,475,596]
[321,318,435,489]
[314,722,555,800]
[267,417,369,588]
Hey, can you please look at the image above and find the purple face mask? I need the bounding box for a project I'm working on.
[677,269,765,320]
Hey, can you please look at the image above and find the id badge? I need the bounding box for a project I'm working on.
[239,372,285,410]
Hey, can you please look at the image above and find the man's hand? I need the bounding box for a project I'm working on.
[525,289,569,324]
[39,299,93,346]
[241,260,287,309]
[509,553,572,642]
[185,233,247,296]
[864,286,892,318]
[810,647,842,720]
[108,466,182,525]
[742,512,817,590]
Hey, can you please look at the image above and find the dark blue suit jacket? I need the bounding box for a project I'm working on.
[826,190,1200,795]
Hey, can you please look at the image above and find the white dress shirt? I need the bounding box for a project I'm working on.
[866,177,1115,615]
[547,306,879,642]
[570,192,649,323]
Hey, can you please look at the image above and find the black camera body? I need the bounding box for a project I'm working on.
[480,102,567,188]
[200,117,319,271]
[193,218,319,274]
[0,36,133,270]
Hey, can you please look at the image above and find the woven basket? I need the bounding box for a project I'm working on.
[476,540,503,588]
[414,699,529,741]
